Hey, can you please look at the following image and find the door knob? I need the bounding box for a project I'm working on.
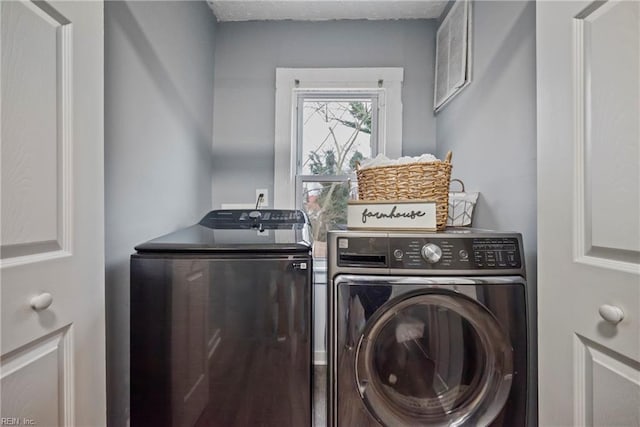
[30,293,53,311]
[598,304,624,325]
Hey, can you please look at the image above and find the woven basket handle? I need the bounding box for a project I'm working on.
[450,178,465,192]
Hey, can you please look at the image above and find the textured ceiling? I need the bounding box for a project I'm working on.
[207,0,448,22]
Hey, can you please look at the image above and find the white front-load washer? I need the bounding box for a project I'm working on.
[327,230,529,426]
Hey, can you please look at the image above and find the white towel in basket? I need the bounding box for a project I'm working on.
[359,153,439,170]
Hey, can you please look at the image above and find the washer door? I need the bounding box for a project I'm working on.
[354,290,513,427]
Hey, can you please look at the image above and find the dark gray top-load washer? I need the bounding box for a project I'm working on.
[130,209,313,427]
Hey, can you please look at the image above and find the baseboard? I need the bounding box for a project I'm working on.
[314,351,327,365]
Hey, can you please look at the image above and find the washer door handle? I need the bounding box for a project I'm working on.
[599,304,624,324]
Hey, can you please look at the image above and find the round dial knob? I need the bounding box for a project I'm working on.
[421,243,443,264]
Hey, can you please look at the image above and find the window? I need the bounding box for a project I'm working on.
[274,68,403,256]
[296,94,377,251]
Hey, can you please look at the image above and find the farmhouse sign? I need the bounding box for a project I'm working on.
[347,200,437,231]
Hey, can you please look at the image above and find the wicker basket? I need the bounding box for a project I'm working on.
[356,151,453,230]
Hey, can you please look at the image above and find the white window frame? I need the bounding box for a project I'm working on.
[274,68,404,209]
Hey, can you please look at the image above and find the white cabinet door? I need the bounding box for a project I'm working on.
[537,1,640,425]
[1,1,105,425]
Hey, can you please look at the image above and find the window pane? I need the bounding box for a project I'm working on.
[300,99,376,175]
[301,180,357,255]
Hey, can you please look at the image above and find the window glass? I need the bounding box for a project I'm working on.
[297,96,377,251]
[299,99,376,176]
[300,180,358,254]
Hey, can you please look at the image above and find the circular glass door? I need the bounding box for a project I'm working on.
[354,290,513,427]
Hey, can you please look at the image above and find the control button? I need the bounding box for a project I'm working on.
[393,249,404,259]
[421,243,442,264]
[458,249,469,260]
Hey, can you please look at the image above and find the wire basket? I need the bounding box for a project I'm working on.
[356,151,453,230]
[447,179,479,227]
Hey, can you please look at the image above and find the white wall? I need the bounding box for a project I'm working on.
[435,1,537,424]
[104,2,217,426]
[212,19,438,208]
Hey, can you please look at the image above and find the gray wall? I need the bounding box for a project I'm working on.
[212,19,437,207]
[104,2,217,425]
[436,0,536,277]
[434,1,537,423]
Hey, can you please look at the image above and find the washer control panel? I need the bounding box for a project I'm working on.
[200,209,307,229]
[389,237,522,270]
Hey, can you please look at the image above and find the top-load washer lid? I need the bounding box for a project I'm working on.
[134,209,312,253]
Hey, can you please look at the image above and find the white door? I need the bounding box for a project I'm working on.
[1,1,105,426]
[537,1,640,426]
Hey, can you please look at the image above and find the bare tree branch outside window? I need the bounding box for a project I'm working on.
[300,100,374,245]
